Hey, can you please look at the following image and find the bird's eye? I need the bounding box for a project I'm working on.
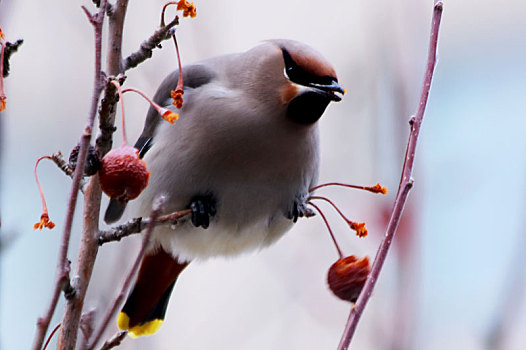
[282,49,335,87]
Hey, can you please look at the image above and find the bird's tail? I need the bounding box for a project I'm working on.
[104,199,128,224]
[118,248,189,337]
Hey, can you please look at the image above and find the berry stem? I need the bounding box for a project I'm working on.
[161,2,185,103]
[309,195,367,238]
[308,201,344,259]
[42,323,61,350]
[122,87,162,111]
[35,156,53,217]
[110,80,128,146]
[171,32,184,93]
[309,195,351,225]
[122,87,179,124]
[0,38,6,109]
[310,182,387,195]
[161,2,179,27]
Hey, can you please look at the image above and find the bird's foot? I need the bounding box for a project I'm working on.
[189,193,217,229]
[287,199,314,223]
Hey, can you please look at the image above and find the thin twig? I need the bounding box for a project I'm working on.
[336,2,443,349]
[98,208,192,245]
[99,331,128,350]
[50,151,87,193]
[87,196,166,349]
[123,15,179,71]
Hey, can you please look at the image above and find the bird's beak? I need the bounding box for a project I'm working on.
[307,79,345,102]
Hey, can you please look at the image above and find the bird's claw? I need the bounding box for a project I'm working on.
[287,199,313,223]
[190,193,217,229]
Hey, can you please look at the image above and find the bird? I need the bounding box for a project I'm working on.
[104,39,344,337]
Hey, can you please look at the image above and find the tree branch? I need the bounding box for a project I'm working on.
[98,208,192,245]
[31,0,107,341]
[336,2,444,349]
[52,2,109,349]
[106,0,129,76]
[98,331,127,350]
[96,0,130,160]
[123,16,179,71]
[87,196,166,349]
[96,81,119,157]
[54,2,130,349]
[50,151,87,193]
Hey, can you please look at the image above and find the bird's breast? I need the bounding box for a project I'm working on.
[135,87,319,261]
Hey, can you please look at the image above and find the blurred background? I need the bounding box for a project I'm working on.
[1,0,525,349]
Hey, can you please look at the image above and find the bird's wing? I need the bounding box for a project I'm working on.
[104,64,216,224]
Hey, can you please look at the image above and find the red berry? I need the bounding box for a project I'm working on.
[99,145,150,202]
[327,255,370,303]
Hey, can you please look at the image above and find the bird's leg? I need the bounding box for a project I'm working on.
[287,196,315,223]
[189,193,217,229]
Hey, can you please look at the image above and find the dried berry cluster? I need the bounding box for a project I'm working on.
[308,182,387,303]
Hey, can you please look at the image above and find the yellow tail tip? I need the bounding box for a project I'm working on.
[117,312,130,330]
[117,312,164,338]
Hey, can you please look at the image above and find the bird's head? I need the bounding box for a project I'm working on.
[237,39,344,125]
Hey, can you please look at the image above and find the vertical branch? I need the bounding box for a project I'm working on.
[56,1,130,349]
[336,2,443,349]
[107,0,129,76]
[31,3,108,350]
[96,0,130,159]
[53,2,109,349]
[0,11,5,348]
[486,209,526,350]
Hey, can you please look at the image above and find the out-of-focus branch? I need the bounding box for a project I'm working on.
[0,229,18,255]
[87,196,165,349]
[486,212,526,350]
[336,2,444,349]
[123,16,179,71]
[2,39,23,77]
[98,208,192,245]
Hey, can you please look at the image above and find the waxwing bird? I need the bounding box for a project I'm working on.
[105,39,344,337]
